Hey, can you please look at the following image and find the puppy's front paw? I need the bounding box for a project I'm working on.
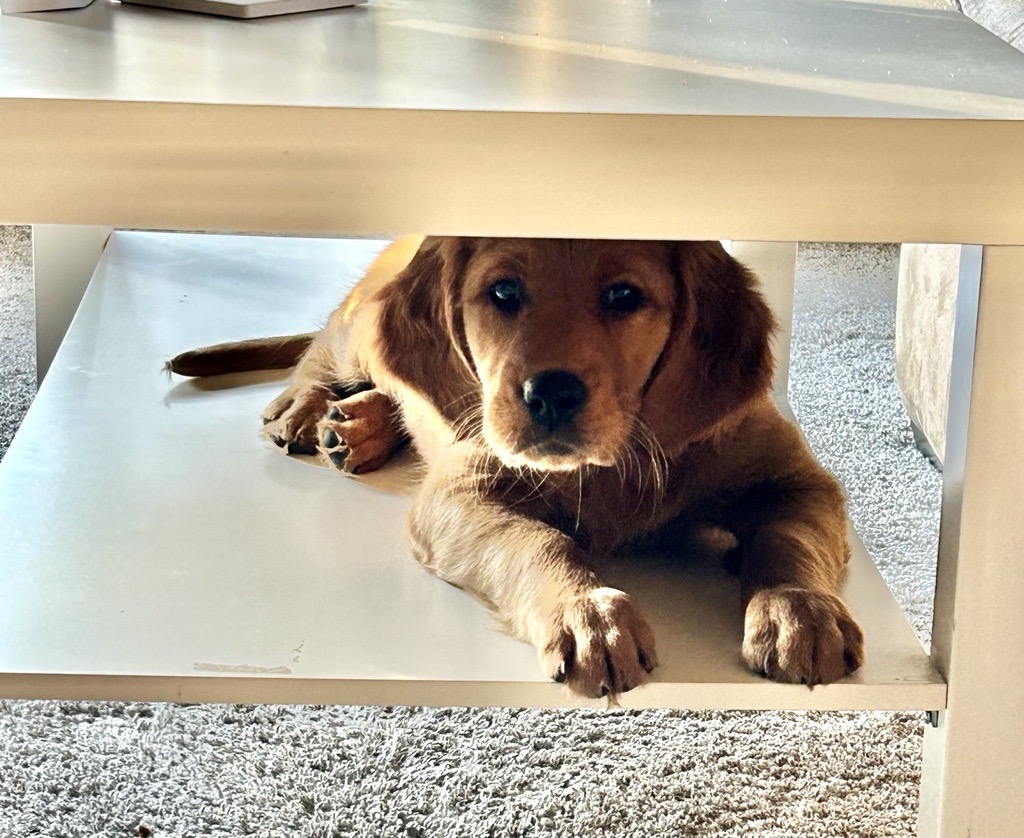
[317,388,405,474]
[540,588,658,698]
[742,586,864,686]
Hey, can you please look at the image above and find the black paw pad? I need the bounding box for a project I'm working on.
[322,428,339,449]
[286,441,316,456]
[328,449,349,469]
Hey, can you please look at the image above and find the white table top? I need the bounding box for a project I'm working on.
[1,0,1023,119]
[0,231,944,710]
[2,1,1023,241]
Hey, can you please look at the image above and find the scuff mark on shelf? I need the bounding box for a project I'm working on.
[194,662,292,675]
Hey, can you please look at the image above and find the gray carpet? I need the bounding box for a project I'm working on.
[0,227,940,837]
[960,0,1024,52]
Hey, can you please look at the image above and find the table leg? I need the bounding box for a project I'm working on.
[32,225,112,383]
[917,245,1024,837]
[727,241,798,396]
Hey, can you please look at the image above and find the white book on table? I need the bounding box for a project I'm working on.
[1,0,92,14]
[2,0,365,18]
[121,0,366,18]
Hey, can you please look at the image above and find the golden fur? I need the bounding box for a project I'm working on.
[171,235,864,697]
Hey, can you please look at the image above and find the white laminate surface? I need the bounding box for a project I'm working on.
[3,2,1024,242]
[0,231,945,710]
[0,0,1023,118]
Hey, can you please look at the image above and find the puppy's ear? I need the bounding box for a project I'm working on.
[641,241,776,454]
[374,236,480,424]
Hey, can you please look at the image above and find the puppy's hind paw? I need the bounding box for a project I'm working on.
[316,388,406,475]
[262,384,332,455]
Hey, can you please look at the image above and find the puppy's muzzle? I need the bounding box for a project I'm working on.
[520,370,588,433]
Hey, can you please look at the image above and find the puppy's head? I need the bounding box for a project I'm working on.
[458,239,677,471]
[377,237,775,471]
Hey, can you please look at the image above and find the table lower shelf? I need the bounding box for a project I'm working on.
[0,231,945,711]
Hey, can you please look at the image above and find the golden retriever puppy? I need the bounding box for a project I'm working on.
[170,235,863,697]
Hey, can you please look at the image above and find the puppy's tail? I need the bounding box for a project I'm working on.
[165,333,316,377]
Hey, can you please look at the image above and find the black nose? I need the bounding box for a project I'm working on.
[521,370,588,432]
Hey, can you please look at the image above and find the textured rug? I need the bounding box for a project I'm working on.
[0,227,940,837]
[960,0,1024,51]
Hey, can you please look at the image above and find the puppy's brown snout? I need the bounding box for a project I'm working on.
[521,370,588,432]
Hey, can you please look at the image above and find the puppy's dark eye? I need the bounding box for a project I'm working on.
[600,283,644,315]
[487,278,526,315]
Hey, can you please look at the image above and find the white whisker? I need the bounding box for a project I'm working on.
[626,417,669,519]
[575,468,583,533]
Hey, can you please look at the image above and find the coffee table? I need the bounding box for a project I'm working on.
[2,2,1023,834]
